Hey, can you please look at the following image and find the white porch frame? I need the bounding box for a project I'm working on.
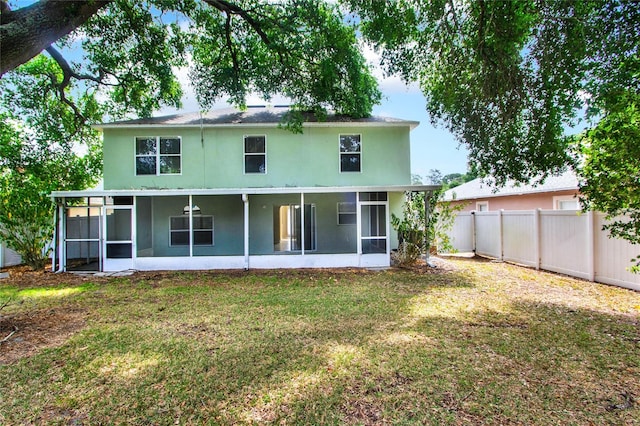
[52,184,439,272]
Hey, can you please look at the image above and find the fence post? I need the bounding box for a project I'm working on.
[499,209,504,261]
[587,210,595,281]
[471,211,476,255]
[534,208,541,270]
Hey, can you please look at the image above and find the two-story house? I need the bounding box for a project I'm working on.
[51,106,438,272]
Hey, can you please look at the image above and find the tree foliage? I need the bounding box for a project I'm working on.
[0,56,102,270]
[0,117,101,269]
[392,189,465,266]
[423,167,479,190]
[1,0,381,121]
[347,0,640,267]
[346,0,638,182]
[577,91,640,270]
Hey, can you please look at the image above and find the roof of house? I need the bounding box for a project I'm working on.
[442,170,579,201]
[96,105,420,129]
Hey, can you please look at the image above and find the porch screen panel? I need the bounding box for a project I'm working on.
[65,241,100,271]
[136,196,153,257]
[106,208,132,259]
[361,204,387,254]
[65,207,101,271]
[287,193,358,255]
[193,195,244,256]
[273,204,316,252]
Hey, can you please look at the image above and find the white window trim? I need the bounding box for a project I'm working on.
[243,134,267,174]
[169,215,214,247]
[476,201,489,212]
[339,134,362,173]
[553,195,580,210]
[134,136,182,176]
[337,202,357,225]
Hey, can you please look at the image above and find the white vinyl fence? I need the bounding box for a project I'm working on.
[446,210,640,292]
[0,243,22,268]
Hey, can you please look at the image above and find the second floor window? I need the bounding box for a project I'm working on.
[244,135,266,174]
[340,134,361,172]
[136,137,181,175]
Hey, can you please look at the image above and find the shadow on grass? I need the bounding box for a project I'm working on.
[1,268,637,424]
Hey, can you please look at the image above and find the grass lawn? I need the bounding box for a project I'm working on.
[0,257,638,425]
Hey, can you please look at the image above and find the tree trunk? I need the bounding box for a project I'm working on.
[0,0,111,76]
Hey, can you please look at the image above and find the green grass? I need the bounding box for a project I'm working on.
[1,259,639,425]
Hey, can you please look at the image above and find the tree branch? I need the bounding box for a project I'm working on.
[224,13,241,91]
[45,45,105,88]
[0,325,18,344]
[0,0,111,76]
[203,0,271,45]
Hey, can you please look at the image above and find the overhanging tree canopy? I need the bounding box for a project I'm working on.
[345,0,639,184]
[1,0,381,120]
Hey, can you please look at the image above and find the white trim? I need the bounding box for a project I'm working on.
[103,205,134,270]
[243,134,267,174]
[52,184,440,198]
[121,254,391,271]
[134,256,246,271]
[476,201,489,212]
[553,195,579,210]
[356,192,362,254]
[339,133,362,173]
[134,136,182,176]
[337,201,357,225]
[243,194,249,269]
[97,121,420,131]
[300,193,305,255]
[250,254,361,269]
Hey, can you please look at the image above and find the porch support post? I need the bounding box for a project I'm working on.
[61,201,68,272]
[242,194,249,270]
[188,194,193,257]
[300,192,305,255]
[52,199,59,272]
[356,192,362,256]
[54,199,65,273]
[424,190,435,267]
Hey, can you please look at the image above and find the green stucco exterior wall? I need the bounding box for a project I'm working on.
[103,126,412,190]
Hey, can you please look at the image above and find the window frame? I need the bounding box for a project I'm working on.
[476,201,489,212]
[553,195,579,210]
[169,215,214,247]
[135,136,182,176]
[337,202,357,225]
[244,135,267,174]
[339,134,362,173]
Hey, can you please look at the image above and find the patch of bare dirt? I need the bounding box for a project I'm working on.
[1,265,108,288]
[391,255,460,274]
[0,266,98,365]
[0,307,88,365]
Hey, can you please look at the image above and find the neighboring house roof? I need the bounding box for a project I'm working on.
[443,170,579,201]
[96,105,420,129]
